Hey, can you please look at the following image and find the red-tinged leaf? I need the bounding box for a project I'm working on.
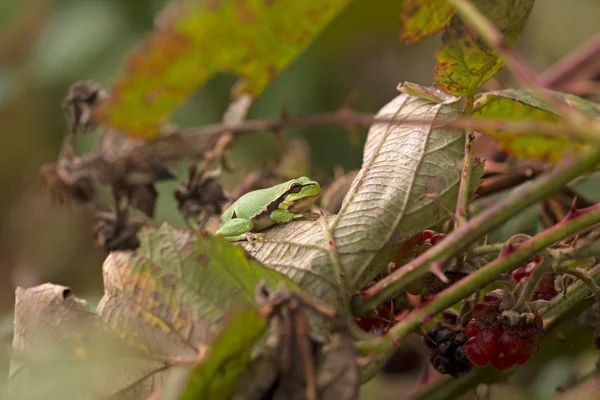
[401,0,455,44]
[435,0,535,96]
[473,89,600,161]
[102,0,350,139]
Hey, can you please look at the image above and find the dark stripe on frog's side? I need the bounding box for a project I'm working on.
[247,183,317,223]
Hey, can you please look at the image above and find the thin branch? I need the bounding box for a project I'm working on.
[540,30,600,94]
[455,95,475,226]
[100,111,578,169]
[356,147,600,316]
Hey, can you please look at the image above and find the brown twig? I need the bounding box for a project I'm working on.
[540,31,600,95]
[102,111,576,173]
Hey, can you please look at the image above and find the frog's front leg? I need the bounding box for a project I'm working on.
[215,218,265,242]
[270,210,320,223]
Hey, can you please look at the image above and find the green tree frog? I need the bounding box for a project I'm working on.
[216,176,321,242]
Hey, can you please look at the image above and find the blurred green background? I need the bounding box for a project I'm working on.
[1,0,599,397]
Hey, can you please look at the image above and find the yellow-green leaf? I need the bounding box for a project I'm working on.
[401,0,455,44]
[178,308,267,400]
[102,0,349,139]
[473,89,600,161]
[435,0,535,96]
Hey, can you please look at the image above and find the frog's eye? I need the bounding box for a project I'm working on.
[289,183,302,193]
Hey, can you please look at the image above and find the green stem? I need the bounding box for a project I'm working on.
[356,148,600,316]
[357,205,600,375]
[469,243,504,257]
[455,95,475,227]
[514,258,552,311]
[558,266,600,303]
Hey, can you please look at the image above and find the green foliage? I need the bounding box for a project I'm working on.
[435,0,535,96]
[103,0,350,138]
[473,89,600,160]
[178,309,267,400]
[401,0,455,43]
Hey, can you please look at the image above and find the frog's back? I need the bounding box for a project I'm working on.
[220,187,275,222]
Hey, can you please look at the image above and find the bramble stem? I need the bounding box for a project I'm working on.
[356,148,600,316]
[357,204,600,378]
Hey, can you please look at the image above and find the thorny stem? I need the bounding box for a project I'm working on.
[446,0,600,142]
[540,30,600,94]
[356,204,600,362]
[514,257,553,312]
[356,147,600,316]
[556,264,600,304]
[468,243,504,257]
[455,95,475,227]
[97,112,574,167]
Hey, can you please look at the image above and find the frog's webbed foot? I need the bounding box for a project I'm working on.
[246,232,266,243]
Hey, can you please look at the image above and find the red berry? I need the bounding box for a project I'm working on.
[421,230,437,241]
[511,258,541,282]
[490,352,518,371]
[516,352,531,365]
[418,242,433,255]
[475,329,503,357]
[511,265,528,282]
[465,320,478,339]
[430,233,445,245]
[464,337,489,366]
[484,292,502,303]
[499,333,524,357]
[473,303,487,317]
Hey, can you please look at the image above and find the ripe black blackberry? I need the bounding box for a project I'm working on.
[424,326,472,377]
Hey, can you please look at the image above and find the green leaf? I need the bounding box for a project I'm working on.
[400,0,454,44]
[178,308,267,400]
[9,224,298,398]
[569,171,600,203]
[102,0,350,138]
[473,89,600,160]
[97,224,298,348]
[435,0,535,96]
[242,90,480,302]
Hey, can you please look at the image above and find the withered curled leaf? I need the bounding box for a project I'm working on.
[234,287,357,400]
[62,80,109,134]
[174,163,228,226]
[97,135,175,218]
[92,209,145,252]
[39,145,95,206]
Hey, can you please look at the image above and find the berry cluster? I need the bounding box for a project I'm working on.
[511,256,557,301]
[464,292,543,371]
[424,326,471,376]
